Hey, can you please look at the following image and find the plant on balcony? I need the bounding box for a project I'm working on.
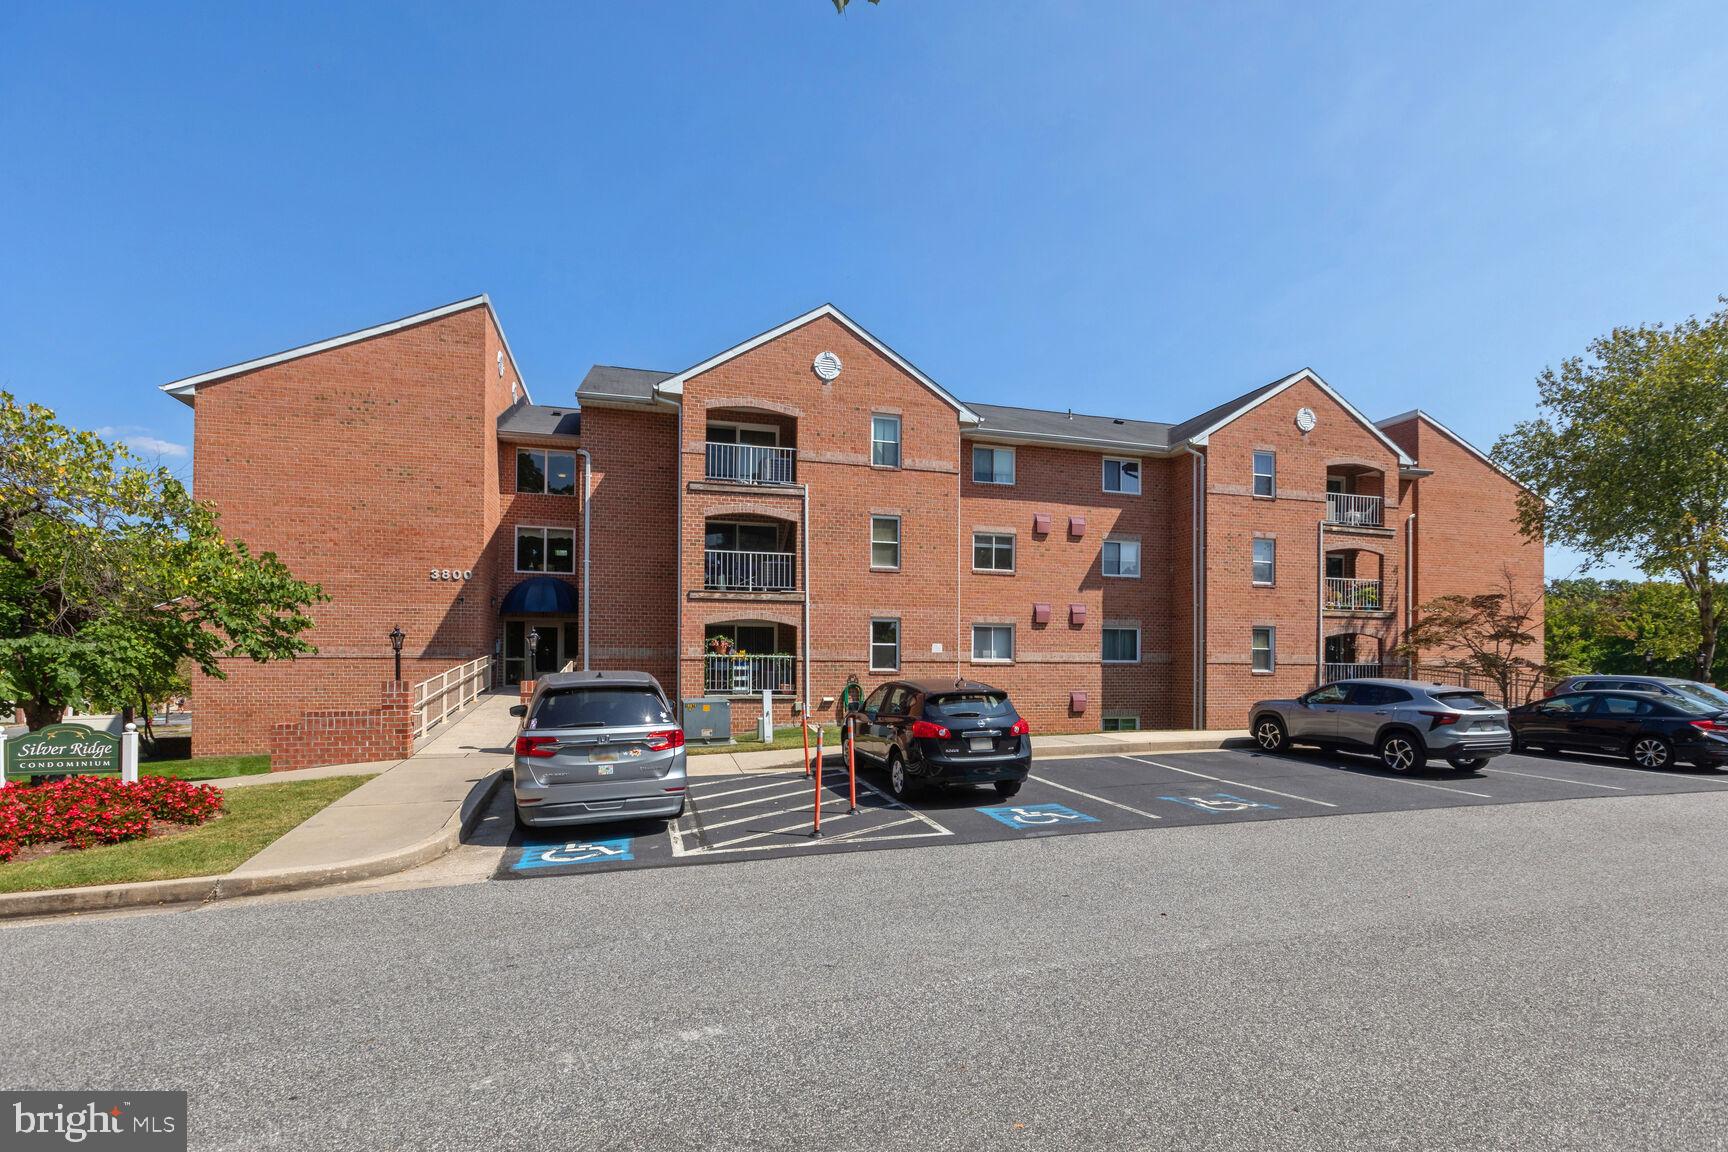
[705,635,735,656]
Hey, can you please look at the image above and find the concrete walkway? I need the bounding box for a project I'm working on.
[686,726,1251,777]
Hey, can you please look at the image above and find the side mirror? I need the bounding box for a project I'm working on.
[509,704,527,718]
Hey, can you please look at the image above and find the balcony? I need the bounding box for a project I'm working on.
[705,442,796,485]
[705,653,795,695]
[1325,491,1384,528]
[1324,577,1385,612]
[1323,662,1383,682]
[704,549,796,592]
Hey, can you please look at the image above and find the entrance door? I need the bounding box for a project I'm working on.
[504,620,566,683]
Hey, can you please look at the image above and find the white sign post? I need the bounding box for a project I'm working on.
[121,722,140,783]
[758,688,774,743]
[0,727,8,788]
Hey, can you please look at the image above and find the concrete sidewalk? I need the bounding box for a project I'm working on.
[686,726,1251,777]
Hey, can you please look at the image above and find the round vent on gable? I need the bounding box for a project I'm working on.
[1295,406,1317,432]
[813,351,842,381]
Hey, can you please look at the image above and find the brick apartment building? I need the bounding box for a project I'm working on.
[161,296,1542,757]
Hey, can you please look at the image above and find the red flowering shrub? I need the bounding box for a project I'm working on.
[0,776,224,859]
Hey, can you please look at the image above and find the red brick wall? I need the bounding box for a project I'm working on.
[268,681,412,772]
[189,304,508,755]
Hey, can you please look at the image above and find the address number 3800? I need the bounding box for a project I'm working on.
[430,569,474,581]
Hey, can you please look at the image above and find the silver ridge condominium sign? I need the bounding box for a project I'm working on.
[2,722,139,780]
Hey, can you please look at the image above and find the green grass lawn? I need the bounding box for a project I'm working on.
[0,775,373,894]
[141,753,271,781]
[689,724,841,756]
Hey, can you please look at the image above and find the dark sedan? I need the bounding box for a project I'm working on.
[843,678,1031,800]
[1509,690,1728,769]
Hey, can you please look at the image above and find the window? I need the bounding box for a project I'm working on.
[1537,694,1594,716]
[1304,683,1348,705]
[1103,456,1141,495]
[516,526,575,573]
[1102,538,1141,578]
[862,685,889,716]
[972,445,1015,485]
[871,415,901,468]
[1252,538,1275,585]
[1102,627,1140,663]
[1596,695,1656,716]
[1102,715,1139,732]
[972,532,1015,572]
[1348,684,1412,706]
[1252,451,1276,498]
[870,618,900,671]
[971,624,1014,663]
[1251,626,1275,673]
[516,449,577,496]
[870,516,901,569]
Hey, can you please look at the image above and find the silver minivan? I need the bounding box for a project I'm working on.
[1250,678,1513,771]
[510,670,688,827]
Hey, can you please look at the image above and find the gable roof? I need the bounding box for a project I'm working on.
[965,401,1173,453]
[1171,368,1416,465]
[497,401,581,440]
[1377,409,1527,490]
[650,304,980,425]
[159,295,528,407]
[574,365,675,404]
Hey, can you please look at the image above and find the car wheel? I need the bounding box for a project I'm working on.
[887,752,916,800]
[1629,735,1673,769]
[1377,731,1422,773]
[1253,715,1290,752]
[993,779,1022,798]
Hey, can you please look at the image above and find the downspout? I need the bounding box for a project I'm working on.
[576,448,593,671]
[1404,512,1415,676]
[1184,446,1206,728]
[800,483,811,716]
[1316,519,1325,688]
[956,460,963,678]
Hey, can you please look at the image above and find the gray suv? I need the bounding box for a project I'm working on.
[509,670,689,828]
[1548,674,1728,712]
[1250,678,1512,772]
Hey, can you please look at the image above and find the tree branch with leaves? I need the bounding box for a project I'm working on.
[1398,564,1548,705]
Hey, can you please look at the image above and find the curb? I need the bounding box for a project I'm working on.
[0,770,506,922]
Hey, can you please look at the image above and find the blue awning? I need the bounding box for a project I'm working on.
[499,576,579,616]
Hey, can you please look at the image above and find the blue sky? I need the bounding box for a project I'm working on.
[3,2,1724,579]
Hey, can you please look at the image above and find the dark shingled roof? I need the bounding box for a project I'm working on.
[1165,376,1292,444]
[497,402,581,439]
[965,401,1175,452]
[576,365,674,402]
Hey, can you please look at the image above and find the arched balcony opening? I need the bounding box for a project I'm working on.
[705,407,798,485]
[1325,465,1386,527]
[1323,632,1383,682]
[703,619,797,695]
[1323,548,1386,612]
[704,516,798,592]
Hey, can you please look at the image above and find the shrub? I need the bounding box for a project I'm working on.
[0,776,225,860]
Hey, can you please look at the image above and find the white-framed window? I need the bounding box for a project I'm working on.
[1102,714,1140,732]
[972,445,1015,485]
[1252,538,1275,585]
[1251,626,1275,673]
[870,515,901,570]
[871,414,902,468]
[516,449,577,496]
[1252,450,1276,498]
[972,532,1015,572]
[870,618,901,671]
[1102,626,1140,663]
[1103,456,1141,495]
[516,526,575,573]
[1102,537,1141,578]
[971,623,1014,663]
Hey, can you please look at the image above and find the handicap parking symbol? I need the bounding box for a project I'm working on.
[1160,792,1278,815]
[512,836,634,871]
[978,803,1100,830]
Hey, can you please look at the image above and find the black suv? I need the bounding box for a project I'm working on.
[843,678,1031,800]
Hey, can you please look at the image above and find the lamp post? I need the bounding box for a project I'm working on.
[389,625,405,682]
[528,627,540,676]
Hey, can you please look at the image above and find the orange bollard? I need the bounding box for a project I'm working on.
[846,717,858,814]
[811,726,823,837]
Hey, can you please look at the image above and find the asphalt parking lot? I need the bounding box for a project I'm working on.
[498,742,1728,880]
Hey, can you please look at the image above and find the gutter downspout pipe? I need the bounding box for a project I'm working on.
[1405,512,1416,677]
[1184,446,1206,729]
[1317,519,1325,688]
[576,449,593,670]
[800,483,811,717]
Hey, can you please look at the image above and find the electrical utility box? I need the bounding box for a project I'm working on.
[682,697,733,745]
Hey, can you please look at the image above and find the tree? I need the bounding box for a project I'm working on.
[832,0,880,11]
[0,393,325,730]
[1495,299,1728,679]
[1546,577,1717,680]
[1399,565,1547,705]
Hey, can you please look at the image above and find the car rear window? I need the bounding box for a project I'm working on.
[1660,694,1717,715]
[924,691,1012,718]
[1672,682,1728,709]
[1435,691,1497,711]
[531,687,672,729]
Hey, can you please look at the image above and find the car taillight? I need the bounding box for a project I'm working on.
[646,729,686,751]
[514,735,558,758]
[1008,718,1030,737]
[1689,718,1728,732]
[1419,711,1459,731]
[910,720,952,739]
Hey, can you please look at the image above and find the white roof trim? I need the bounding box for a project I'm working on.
[652,304,980,425]
[158,294,531,405]
[1377,409,1528,490]
[1183,368,1416,466]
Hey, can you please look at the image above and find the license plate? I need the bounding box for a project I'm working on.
[591,750,619,763]
[968,737,993,752]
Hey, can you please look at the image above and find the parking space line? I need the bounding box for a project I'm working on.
[698,794,893,833]
[1119,756,1340,808]
[821,815,929,843]
[703,809,877,850]
[1026,773,1163,820]
[1516,756,1728,786]
[693,775,811,802]
[1315,767,1492,799]
[697,785,820,814]
[1484,766,1626,791]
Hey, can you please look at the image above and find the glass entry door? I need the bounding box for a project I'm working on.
[503,620,566,683]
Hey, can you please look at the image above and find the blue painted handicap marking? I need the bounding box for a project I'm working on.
[978,803,1100,830]
[512,836,635,871]
[1160,792,1279,815]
